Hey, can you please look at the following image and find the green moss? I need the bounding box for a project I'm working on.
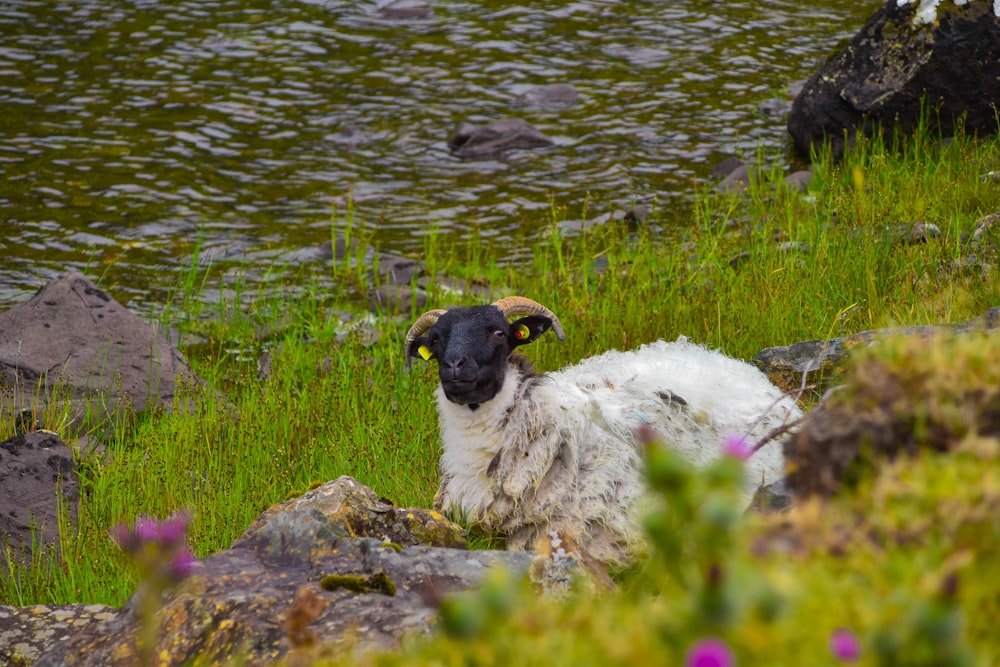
[319,571,396,597]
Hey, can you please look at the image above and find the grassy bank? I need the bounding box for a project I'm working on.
[3,125,999,662]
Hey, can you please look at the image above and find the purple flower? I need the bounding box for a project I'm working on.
[134,516,161,542]
[109,512,198,581]
[156,512,190,545]
[685,638,735,667]
[830,628,860,662]
[170,546,199,578]
[722,434,754,461]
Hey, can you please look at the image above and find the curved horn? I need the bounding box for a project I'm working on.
[492,296,566,341]
[404,309,448,362]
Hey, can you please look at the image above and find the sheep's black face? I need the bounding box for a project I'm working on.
[409,305,553,407]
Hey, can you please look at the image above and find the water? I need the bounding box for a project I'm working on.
[0,0,879,312]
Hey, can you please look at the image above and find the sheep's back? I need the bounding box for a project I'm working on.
[544,337,799,497]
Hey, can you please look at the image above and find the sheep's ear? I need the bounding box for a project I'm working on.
[510,316,555,346]
[407,337,433,364]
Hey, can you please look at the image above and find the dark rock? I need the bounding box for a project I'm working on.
[28,477,529,666]
[716,163,752,193]
[377,255,424,286]
[369,285,428,316]
[783,169,812,192]
[710,156,744,181]
[514,84,580,107]
[788,0,1000,158]
[885,220,942,245]
[622,204,650,226]
[748,478,794,513]
[0,272,200,429]
[757,97,792,118]
[0,431,78,567]
[447,118,554,159]
[753,307,1000,397]
[377,0,433,19]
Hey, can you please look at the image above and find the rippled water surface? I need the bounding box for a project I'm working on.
[1,0,880,310]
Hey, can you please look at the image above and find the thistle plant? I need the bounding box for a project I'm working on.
[109,512,198,665]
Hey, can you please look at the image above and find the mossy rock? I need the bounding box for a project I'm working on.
[785,332,1000,497]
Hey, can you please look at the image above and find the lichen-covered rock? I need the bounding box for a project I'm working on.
[0,604,117,666]
[29,479,529,666]
[242,476,467,549]
[788,0,1000,158]
[784,332,1000,497]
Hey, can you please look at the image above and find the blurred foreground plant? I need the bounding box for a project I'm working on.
[110,512,198,666]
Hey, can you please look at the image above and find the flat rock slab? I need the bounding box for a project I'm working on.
[0,272,199,427]
[752,307,1000,396]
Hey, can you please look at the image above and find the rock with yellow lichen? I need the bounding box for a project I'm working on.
[17,477,530,666]
[244,476,467,550]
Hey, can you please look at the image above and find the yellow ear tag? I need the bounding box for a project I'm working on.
[515,324,531,340]
[417,345,432,360]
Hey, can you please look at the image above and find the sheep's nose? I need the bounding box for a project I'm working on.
[441,357,469,380]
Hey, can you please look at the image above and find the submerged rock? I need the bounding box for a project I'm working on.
[447,118,554,159]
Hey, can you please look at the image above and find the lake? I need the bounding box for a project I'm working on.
[0,0,880,312]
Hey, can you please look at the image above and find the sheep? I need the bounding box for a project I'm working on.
[405,296,802,566]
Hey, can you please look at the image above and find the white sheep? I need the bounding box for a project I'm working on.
[406,297,801,565]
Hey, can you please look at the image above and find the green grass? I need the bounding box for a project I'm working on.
[2,122,999,662]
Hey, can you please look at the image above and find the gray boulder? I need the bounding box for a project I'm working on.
[788,0,1000,158]
[0,272,200,429]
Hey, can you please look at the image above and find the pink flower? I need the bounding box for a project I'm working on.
[170,546,199,578]
[109,512,198,581]
[685,638,735,667]
[830,628,861,662]
[156,512,190,545]
[134,516,161,542]
[722,434,754,461]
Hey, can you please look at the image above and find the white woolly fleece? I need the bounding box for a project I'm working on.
[432,337,801,565]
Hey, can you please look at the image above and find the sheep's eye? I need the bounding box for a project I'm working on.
[491,328,506,339]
